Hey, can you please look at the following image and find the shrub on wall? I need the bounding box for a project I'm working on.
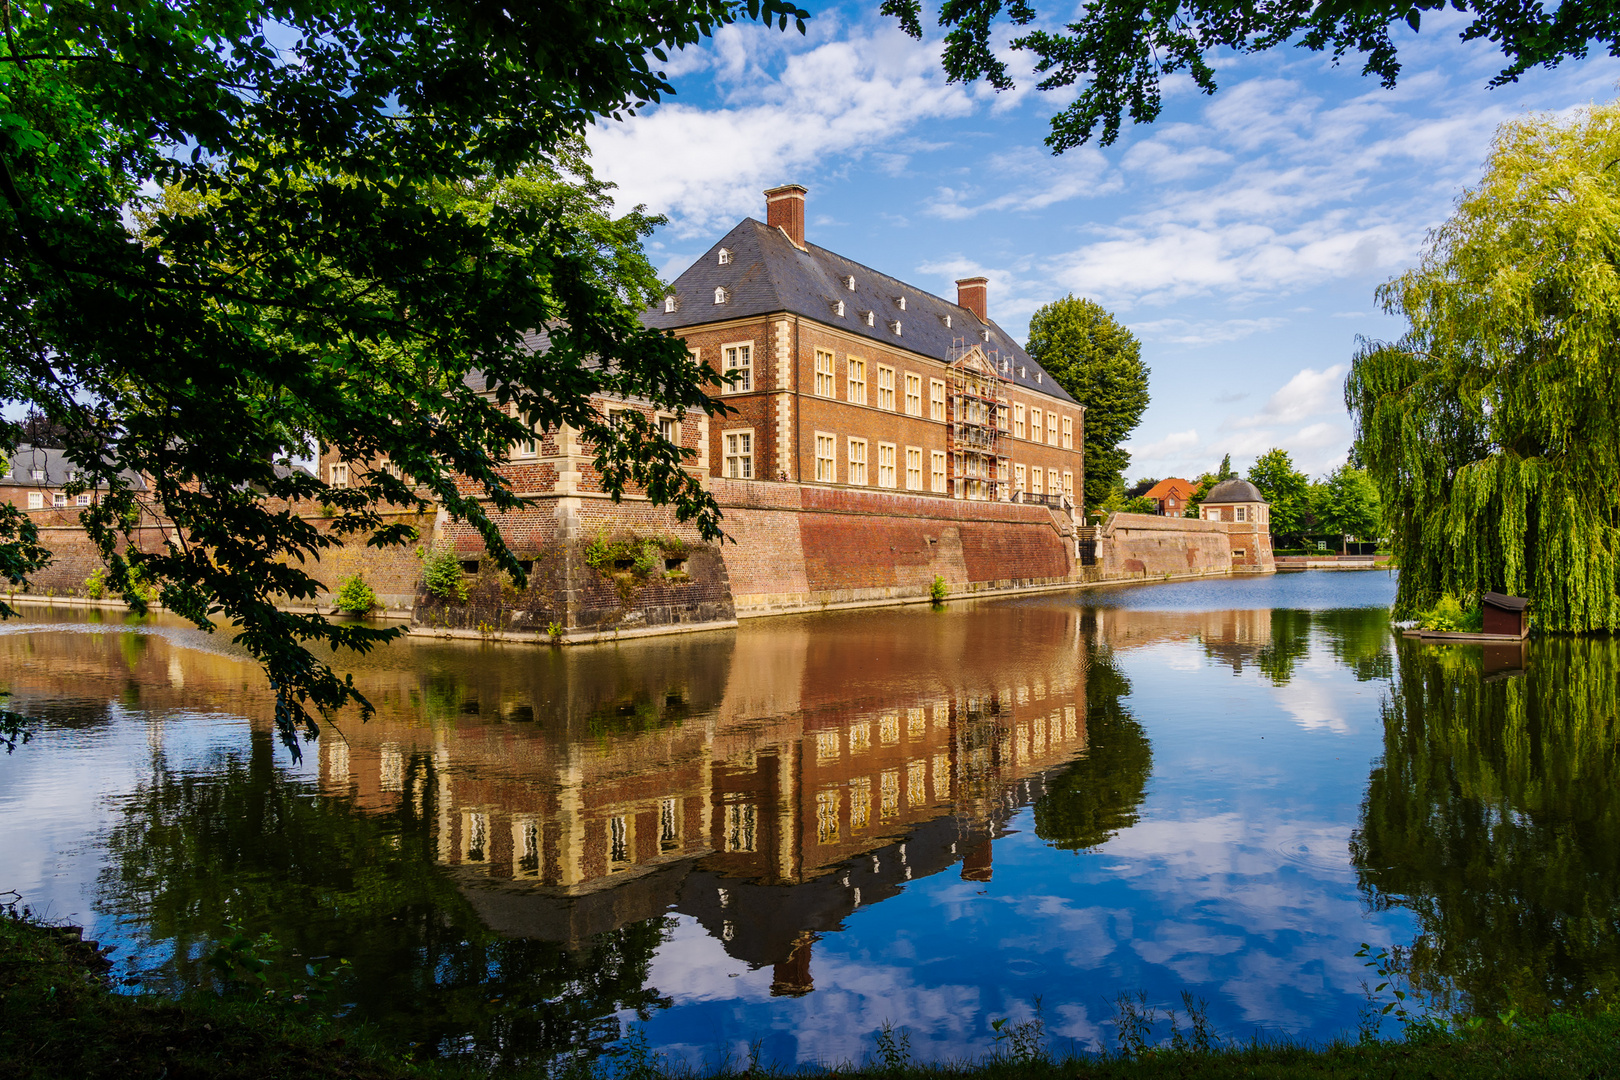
[584,531,689,601]
[335,575,377,614]
[420,545,468,603]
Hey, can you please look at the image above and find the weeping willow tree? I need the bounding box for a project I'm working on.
[1346,104,1620,631]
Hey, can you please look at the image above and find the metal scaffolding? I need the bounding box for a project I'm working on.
[946,339,1005,501]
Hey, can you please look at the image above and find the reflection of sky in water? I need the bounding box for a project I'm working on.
[633,573,1411,1066]
[0,572,1419,1068]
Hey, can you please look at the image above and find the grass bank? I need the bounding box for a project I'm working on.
[5,913,1619,1080]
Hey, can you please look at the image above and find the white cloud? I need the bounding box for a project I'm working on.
[1125,428,1200,461]
[1233,365,1348,428]
[1132,316,1287,345]
[590,22,975,237]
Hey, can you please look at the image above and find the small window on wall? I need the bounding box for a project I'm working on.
[658,416,678,443]
[1235,506,1247,523]
[664,295,677,312]
[848,357,867,405]
[1232,549,1247,558]
[1029,407,1043,444]
[76,493,90,507]
[1030,468,1044,495]
[905,447,923,490]
[723,342,752,393]
[1048,468,1059,495]
[815,434,836,482]
[904,373,922,416]
[848,438,868,485]
[1062,471,1074,500]
[1047,413,1058,444]
[877,442,896,488]
[1014,463,1027,492]
[1061,415,1073,449]
[929,379,946,421]
[997,403,1009,431]
[1206,507,1221,521]
[724,430,754,479]
[1013,402,1026,439]
[26,492,42,509]
[876,365,896,410]
[329,462,349,488]
[514,435,537,457]
[814,349,835,397]
[930,450,947,493]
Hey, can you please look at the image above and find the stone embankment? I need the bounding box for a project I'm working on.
[11,496,1273,644]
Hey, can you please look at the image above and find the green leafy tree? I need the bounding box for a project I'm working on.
[1024,296,1150,512]
[1311,465,1381,550]
[882,0,1620,150]
[1347,103,1620,630]
[0,0,807,751]
[1246,449,1312,534]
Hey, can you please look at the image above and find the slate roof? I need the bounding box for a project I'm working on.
[641,218,1079,407]
[1,444,147,491]
[1202,478,1264,504]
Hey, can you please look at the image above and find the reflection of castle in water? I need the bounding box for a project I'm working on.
[316,611,1092,994]
[1094,607,1276,673]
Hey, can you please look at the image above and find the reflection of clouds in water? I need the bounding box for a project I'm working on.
[646,915,774,1004]
[1269,678,1352,734]
[647,916,982,1066]
[1019,813,1374,1032]
[1050,1001,1105,1053]
[0,617,253,662]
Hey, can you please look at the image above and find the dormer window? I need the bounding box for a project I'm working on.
[834,299,846,317]
[714,287,728,304]
[664,295,677,313]
[1019,366,1027,378]
[844,275,856,291]
[942,314,951,328]
[889,320,902,336]
[862,310,875,327]
[1036,372,1042,384]
[982,329,991,342]
[29,468,43,480]
[897,297,906,311]
[718,248,732,265]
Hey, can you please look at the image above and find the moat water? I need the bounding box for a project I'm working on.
[3,570,1617,1068]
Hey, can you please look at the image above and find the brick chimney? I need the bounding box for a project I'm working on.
[764,183,807,249]
[956,276,988,323]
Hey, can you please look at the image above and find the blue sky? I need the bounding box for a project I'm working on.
[587,3,1620,484]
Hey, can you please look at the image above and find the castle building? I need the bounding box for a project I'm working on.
[644,185,1084,504]
[1198,478,1273,570]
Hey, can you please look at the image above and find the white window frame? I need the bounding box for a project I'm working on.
[1236,505,1247,522]
[718,247,732,264]
[848,437,868,486]
[53,491,67,507]
[814,349,835,397]
[713,286,728,304]
[722,341,753,394]
[905,446,924,491]
[329,462,349,488]
[1062,471,1074,500]
[847,356,866,405]
[76,492,91,507]
[723,428,755,479]
[1029,407,1043,444]
[930,450,947,493]
[658,415,678,443]
[26,491,42,509]
[1047,413,1059,444]
[1048,468,1059,496]
[929,379,946,422]
[1061,415,1073,449]
[1014,463,1027,493]
[997,403,1009,431]
[1013,402,1026,439]
[904,373,922,416]
[877,442,897,488]
[1030,468,1044,495]
[664,295,676,312]
[876,365,895,410]
[815,433,837,483]
[1206,507,1222,521]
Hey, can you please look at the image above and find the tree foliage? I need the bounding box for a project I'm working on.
[0,0,807,751]
[1346,103,1620,630]
[1024,295,1150,512]
[1311,463,1381,543]
[882,0,1620,150]
[1247,449,1311,534]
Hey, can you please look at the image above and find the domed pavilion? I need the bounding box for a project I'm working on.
[1198,479,1273,572]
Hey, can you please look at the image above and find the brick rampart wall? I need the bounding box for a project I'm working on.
[1099,512,1239,579]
